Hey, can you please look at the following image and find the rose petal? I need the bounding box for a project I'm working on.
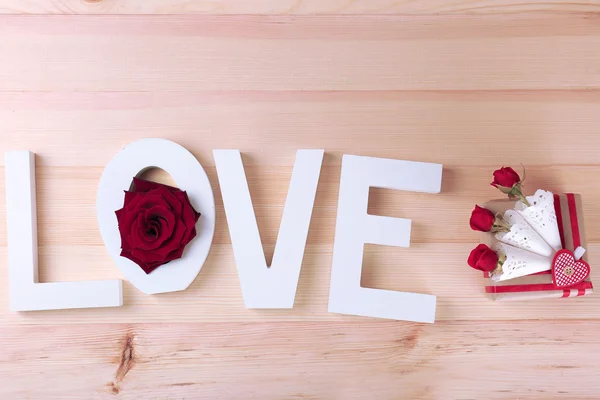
[120,248,165,274]
[130,216,187,261]
[467,244,498,272]
[137,215,162,246]
[129,205,178,252]
[122,192,144,213]
[123,190,137,206]
[128,213,148,249]
[174,191,201,244]
[133,177,179,193]
[132,192,169,211]
[181,227,197,248]
[116,191,143,236]
[469,205,495,232]
[141,205,176,249]
[125,195,183,262]
[115,208,123,219]
[181,191,201,222]
[491,166,521,188]
[117,217,131,250]
[144,220,161,240]
[128,244,168,265]
[477,249,499,272]
[164,246,186,263]
[120,206,144,230]
[152,186,184,215]
[133,177,161,193]
[116,207,145,250]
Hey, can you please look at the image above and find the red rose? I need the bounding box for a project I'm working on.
[115,177,201,274]
[469,205,495,232]
[491,166,520,188]
[467,244,498,272]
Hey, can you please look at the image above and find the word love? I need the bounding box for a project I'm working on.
[5,139,443,323]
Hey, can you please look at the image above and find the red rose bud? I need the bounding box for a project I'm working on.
[491,166,520,188]
[467,244,499,272]
[115,178,201,274]
[490,166,531,206]
[469,205,495,232]
[469,205,510,233]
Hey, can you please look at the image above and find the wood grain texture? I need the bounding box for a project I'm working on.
[2,15,600,92]
[2,0,600,14]
[2,321,600,399]
[1,10,600,399]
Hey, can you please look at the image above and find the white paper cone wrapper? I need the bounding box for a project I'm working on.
[514,189,563,251]
[491,242,552,282]
[495,210,555,258]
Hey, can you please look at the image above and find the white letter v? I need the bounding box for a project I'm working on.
[213,150,324,308]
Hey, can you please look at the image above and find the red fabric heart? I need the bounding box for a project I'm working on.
[552,249,590,288]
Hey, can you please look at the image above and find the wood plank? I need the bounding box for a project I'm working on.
[1,15,600,91]
[1,321,599,399]
[0,243,598,324]
[1,0,600,15]
[1,165,600,247]
[2,90,600,167]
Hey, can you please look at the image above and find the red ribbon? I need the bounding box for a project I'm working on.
[567,193,581,249]
[486,281,592,294]
[554,193,566,248]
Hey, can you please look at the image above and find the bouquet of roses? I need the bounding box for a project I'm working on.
[468,167,566,282]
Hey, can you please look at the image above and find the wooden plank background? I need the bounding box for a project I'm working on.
[1,2,600,398]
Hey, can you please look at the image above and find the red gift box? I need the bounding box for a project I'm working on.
[482,193,593,301]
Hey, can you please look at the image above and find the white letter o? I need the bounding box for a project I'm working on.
[97,138,215,294]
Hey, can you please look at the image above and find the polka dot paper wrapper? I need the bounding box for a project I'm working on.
[481,193,593,301]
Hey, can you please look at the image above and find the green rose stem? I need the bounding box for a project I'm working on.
[510,184,531,207]
[495,183,531,207]
[514,164,530,206]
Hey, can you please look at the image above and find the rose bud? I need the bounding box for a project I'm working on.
[491,166,520,189]
[467,244,499,272]
[469,205,495,232]
[469,205,510,233]
[490,166,531,207]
